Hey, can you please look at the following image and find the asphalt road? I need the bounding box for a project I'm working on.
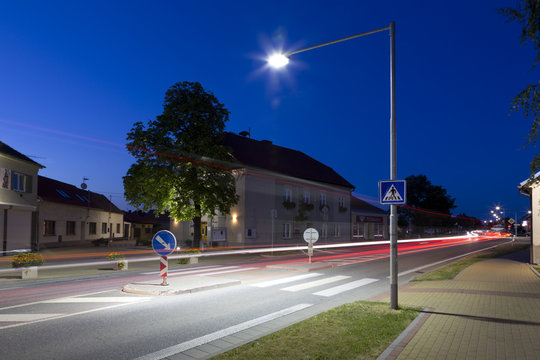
[0,236,516,359]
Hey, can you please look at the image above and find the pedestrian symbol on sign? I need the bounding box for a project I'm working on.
[383,184,403,202]
[379,180,406,205]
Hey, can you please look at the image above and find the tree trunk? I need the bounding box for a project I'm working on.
[192,204,202,248]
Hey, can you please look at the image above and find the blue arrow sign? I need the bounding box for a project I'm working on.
[379,180,406,205]
[152,230,177,256]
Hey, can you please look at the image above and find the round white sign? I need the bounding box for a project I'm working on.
[303,228,319,244]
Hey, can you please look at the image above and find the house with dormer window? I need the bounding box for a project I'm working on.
[37,176,124,248]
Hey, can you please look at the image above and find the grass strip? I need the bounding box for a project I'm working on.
[212,301,419,360]
[412,242,530,281]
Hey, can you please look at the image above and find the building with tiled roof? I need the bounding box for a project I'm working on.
[37,176,124,248]
[171,132,356,246]
[0,141,43,252]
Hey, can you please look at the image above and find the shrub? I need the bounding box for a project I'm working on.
[177,249,201,264]
[106,252,125,261]
[11,252,44,268]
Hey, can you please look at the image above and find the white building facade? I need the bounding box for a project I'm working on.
[0,142,43,252]
[519,171,540,264]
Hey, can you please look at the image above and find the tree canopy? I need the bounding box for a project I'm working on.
[123,81,239,247]
[499,0,540,174]
[398,174,456,230]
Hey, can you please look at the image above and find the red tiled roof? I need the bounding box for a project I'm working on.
[222,133,354,189]
[38,176,122,213]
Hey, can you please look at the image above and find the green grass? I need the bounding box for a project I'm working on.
[212,301,419,360]
[412,242,530,281]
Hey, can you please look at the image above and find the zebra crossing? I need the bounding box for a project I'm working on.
[0,293,151,330]
[251,272,379,297]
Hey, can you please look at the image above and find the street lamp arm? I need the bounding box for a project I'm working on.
[286,25,391,57]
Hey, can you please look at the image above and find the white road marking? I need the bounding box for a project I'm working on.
[141,265,221,275]
[0,313,63,322]
[134,303,314,360]
[313,278,379,297]
[42,297,151,303]
[166,266,241,277]
[281,275,350,292]
[252,273,323,288]
[197,267,258,276]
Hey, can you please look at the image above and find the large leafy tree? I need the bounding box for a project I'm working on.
[499,0,540,174]
[398,174,456,230]
[124,81,239,248]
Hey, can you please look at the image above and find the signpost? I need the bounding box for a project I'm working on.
[303,228,319,264]
[152,230,177,286]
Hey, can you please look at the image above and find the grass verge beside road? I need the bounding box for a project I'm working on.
[412,241,530,281]
[212,301,420,360]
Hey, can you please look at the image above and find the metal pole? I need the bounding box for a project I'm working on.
[389,21,398,310]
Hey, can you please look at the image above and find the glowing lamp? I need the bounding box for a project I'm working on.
[268,53,290,68]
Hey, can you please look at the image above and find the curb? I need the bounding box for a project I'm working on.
[376,307,431,360]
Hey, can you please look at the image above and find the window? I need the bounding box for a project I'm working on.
[338,196,344,208]
[353,223,364,238]
[333,223,340,237]
[145,227,151,234]
[321,223,328,238]
[282,223,291,239]
[320,193,327,206]
[43,220,55,236]
[116,224,121,233]
[302,191,310,204]
[374,224,384,238]
[66,221,76,235]
[102,223,108,234]
[89,222,97,235]
[246,228,257,239]
[12,172,25,192]
[56,189,71,199]
[283,188,292,202]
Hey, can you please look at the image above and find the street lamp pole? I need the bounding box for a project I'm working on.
[268,22,398,309]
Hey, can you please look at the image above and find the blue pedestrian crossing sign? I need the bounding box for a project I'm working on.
[379,180,406,205]
[152,230,177,256]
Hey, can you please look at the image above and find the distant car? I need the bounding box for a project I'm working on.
[490,225,506,233]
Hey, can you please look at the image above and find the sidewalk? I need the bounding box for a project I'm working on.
[376,249,540,360]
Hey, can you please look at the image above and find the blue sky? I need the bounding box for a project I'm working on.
[0,1,537,222]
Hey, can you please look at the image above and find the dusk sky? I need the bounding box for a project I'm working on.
[0,1,537,222]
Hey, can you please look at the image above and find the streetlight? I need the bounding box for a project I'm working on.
[268,22,398,309]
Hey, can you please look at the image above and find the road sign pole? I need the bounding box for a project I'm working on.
[160,256,168,286]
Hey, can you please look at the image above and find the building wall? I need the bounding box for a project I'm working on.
[169,170,353,247]
[0,153,40,251]
[352,212,389,240]
[532,182,540,264]
[38,201,123,247]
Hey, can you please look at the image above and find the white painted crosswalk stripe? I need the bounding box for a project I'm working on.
[197,267,258,276]
[0,313,62,322]
[281,275,350,292]
[252,273,323,288]
[166,266,240,277]
[313,278,378,297]
[42,297,151,303]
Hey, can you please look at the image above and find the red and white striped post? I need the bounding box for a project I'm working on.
[160,256,168,286]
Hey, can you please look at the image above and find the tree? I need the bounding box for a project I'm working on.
[124,81,239,248]
[398,174,456,231]
[499,1,540,174]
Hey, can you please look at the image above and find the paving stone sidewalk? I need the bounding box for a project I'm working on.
[379,251,540,360]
